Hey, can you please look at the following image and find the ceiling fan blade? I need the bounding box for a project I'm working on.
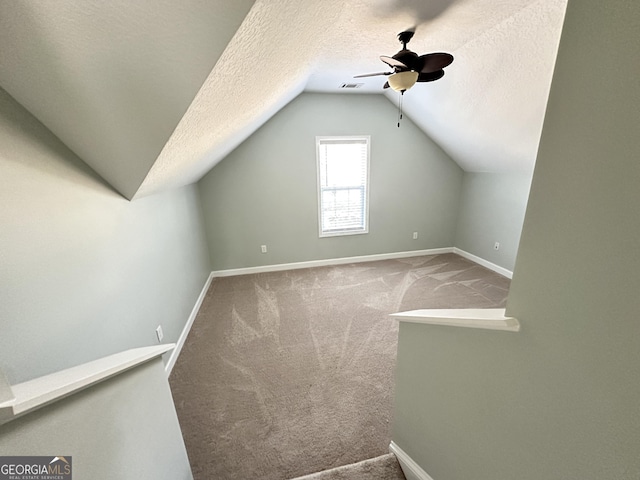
[383,81,390,89]
[417,70,445,82]
[418,53,454,73]
[354,71,392,78]
[380,55,407,69]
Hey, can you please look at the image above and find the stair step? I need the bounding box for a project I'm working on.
[289,453,406,480]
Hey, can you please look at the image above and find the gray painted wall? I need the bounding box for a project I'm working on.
[393,1,640,478]
[0,359,193,479]
[198,93,463,271]
[455,173,531,272]
[0,87,211,384]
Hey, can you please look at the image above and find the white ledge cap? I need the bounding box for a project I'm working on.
[0,344,174,426]
[390,308,520,332]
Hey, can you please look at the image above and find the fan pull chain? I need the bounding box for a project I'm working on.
[397,91,405,128]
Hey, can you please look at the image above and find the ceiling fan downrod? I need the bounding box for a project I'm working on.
[397,30,415,50]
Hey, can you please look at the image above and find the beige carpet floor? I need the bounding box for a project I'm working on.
[169,253,510,479]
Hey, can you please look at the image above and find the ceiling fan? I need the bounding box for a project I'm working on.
[355,29,453,93]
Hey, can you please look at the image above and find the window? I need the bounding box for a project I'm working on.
[316,136,370,237]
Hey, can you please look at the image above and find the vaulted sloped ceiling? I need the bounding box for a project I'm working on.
[0,0,256,199]
[0,0,567,200]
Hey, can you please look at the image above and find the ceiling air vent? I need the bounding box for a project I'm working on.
[340,83,364,89]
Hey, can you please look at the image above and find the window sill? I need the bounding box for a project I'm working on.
[319,229,368,238]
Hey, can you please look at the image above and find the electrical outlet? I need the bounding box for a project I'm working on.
[494,242,500,251]
[261,245,267,254]
[155,325,164,342]
[413,232,418,240]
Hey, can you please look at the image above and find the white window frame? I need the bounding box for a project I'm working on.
[316,135,370,238]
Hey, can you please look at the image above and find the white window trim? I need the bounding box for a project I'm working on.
[316,135,371,238]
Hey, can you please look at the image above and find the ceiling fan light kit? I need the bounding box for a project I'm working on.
[388,70,419,92]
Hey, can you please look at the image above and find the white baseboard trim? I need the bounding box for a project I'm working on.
[211,248,454,278]
[165,272,214,375]
[389,441,435,480]
[453,248,513,279]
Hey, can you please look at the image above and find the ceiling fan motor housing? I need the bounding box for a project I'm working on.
[393,50,420,71]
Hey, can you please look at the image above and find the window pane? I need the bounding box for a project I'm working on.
[321,187,365,232]
[321,143,367,187]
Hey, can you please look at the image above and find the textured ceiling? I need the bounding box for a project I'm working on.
[0,0,567,199]
[0,0,256,199]
[397,0,568,173]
